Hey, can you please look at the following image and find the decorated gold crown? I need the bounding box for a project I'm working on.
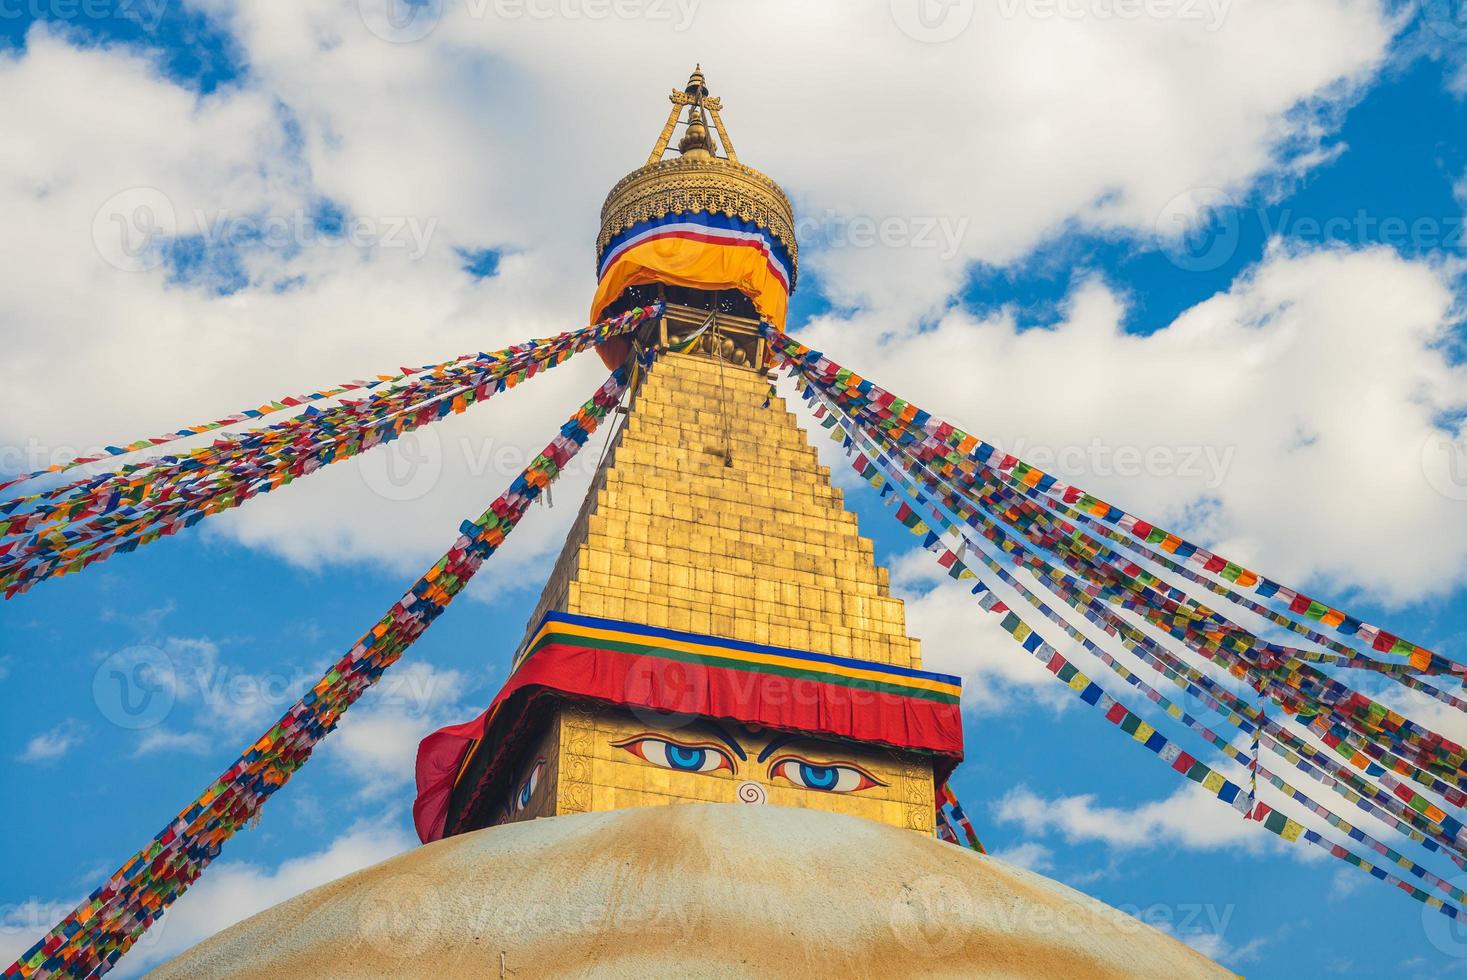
[596,66,798,288]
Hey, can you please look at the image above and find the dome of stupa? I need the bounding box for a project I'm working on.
[150,804,1232,978]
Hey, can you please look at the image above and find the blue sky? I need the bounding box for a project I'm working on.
[3,1,1467,976]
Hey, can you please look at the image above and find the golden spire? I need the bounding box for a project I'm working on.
[601,68,797,286]
[677,103,718,160]
[646,65,736,165]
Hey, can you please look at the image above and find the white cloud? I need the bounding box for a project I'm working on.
[0,899,81,970]
[111,819,414,978]
[100,635,295,745]
[890,549,1079,713]
[96,631,481,801]
[1167,923,1269,967]
[0,0,1401,587]
[323,660,481,798]
[0,817,417,978]
[133,729,213,756]
[1329,866,1366,900]
[17,723,84,763]
[994,782,1279,852]
[989,840,1055,873]
[801,244,1467,606]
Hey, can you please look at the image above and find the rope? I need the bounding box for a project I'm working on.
[4,367,635,980]
[0,306,662,598]
[768,326,1467,922]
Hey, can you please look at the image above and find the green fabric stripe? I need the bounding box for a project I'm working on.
[528,631,960,704]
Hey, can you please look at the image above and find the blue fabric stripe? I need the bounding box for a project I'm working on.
[533,610,964,688]
[597,210,795,279]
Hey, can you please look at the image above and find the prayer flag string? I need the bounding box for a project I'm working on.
[3,366,634,980]
[815,379,1467,906]
[0,306,661,598]
[762,327,1454,679]
[767,325,1467,921]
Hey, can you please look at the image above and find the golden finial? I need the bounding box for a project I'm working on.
[677,104,718,160]
[686,64,708,98]
[646,65,736,165]
[607,68,796,283]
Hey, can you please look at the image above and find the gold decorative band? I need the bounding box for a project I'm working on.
[597,158,799,286]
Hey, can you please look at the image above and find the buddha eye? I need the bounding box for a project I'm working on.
[767,756,884,793]
[611,734,734,774]
[514,759,545,812]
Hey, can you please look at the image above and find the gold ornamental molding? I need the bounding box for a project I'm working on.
[596,67,799,287]
[596,158,799,286]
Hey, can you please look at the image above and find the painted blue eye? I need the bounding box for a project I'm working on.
[513,760,544,812]
[798,763,838,790]
[770,757,881,793]
[666,744,707,771]
[613,736,733,774]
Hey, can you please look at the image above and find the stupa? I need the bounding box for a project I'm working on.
[152,69,1234,980]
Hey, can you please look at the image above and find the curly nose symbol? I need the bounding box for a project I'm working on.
[737,781,767,804]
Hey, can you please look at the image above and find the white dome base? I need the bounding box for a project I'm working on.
[150,803,1233,979]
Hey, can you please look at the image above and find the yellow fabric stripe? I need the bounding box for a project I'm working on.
[589,235,790,327]
[524,619,962,699]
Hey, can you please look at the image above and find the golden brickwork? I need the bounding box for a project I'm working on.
[509,340,936,834]
[511,69,932,833]
[523,705,935,833]
[525,349,921,669]
[556,704,596,815]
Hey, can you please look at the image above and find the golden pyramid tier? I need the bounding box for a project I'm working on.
[524,345,921,671]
